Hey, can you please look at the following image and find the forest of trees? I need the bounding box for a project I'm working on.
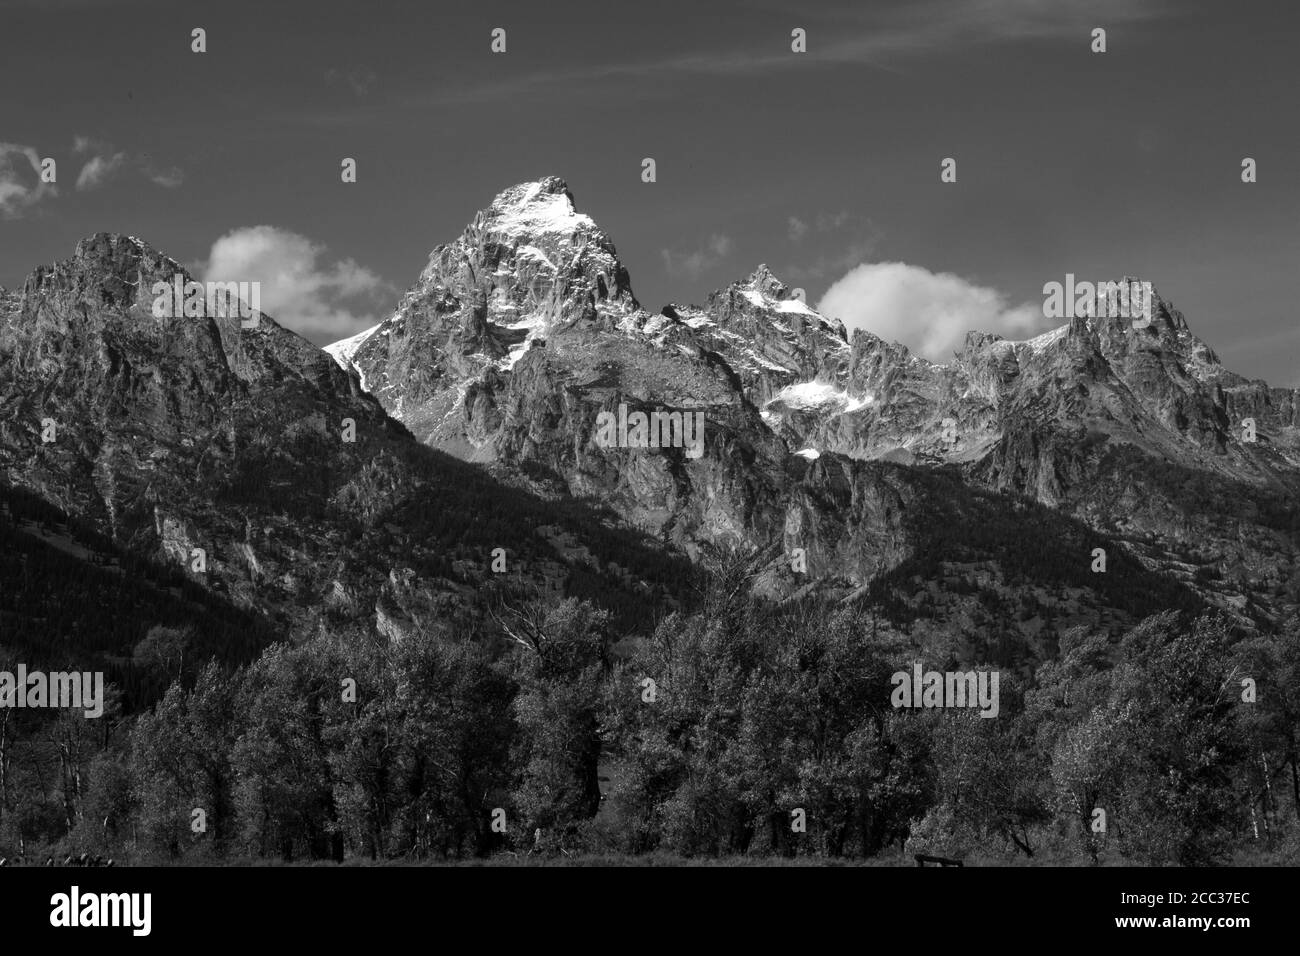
[0,485,277,709]
[1,553,1297,866]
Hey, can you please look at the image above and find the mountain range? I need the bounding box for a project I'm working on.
[327,177,1300,636]
[2,176,1298,682]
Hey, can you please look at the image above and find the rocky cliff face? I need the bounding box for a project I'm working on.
[326,176,639,456]
[0,233,690,646]
[332,178,1300,630]
[3,177,1294,657]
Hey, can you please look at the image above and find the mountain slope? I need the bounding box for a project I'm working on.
[332,177,1300,629]
[0,234,694,645]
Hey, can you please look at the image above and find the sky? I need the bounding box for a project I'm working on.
[1,0,1297,384]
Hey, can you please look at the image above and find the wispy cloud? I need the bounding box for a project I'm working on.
[73,136,183,191]
[75,151,127,190]
[0,143,56,219]
[324,67,379,97]
[784,212,882,282]
[144,164,184,189]
[661,234,734,279]
[405,0,1170,107]
[788,210,854,243]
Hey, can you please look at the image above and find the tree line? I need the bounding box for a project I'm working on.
[1,556,1297,865]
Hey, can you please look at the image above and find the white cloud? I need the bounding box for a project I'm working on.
[76,152,127,190]
[0,143,56,218]
[197,225,393,342]
[143,164,184,189]
[661,233,734,279]
[72,135,183,191]
[817,262,1044,361]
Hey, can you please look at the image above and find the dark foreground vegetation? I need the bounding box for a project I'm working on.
[2,553,1298,867]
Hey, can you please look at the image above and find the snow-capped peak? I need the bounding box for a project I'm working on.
[731,265,848,343]
[485,177,598,240]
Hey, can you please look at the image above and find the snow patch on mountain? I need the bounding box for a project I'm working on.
[325,323,381,378]
[776,298,817,316]
[489,182,597,240]
[1023,325,1069,351]
[505,311,546,332]
[499,341,531,370]
[518,245,557,270]
[766,380,872,415]
[741,288,822,320]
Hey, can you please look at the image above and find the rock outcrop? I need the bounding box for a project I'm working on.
[331,178,1300,629]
